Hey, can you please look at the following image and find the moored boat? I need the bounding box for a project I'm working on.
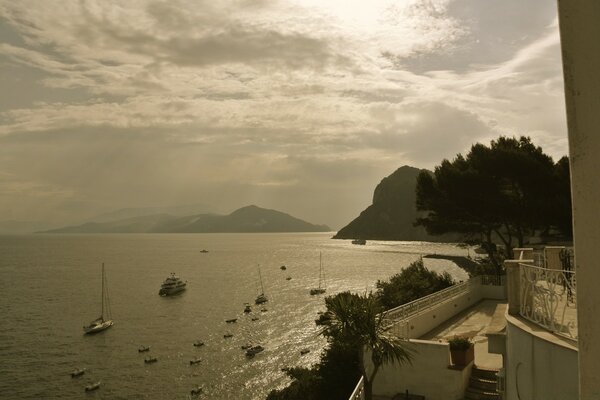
[190,357,201,365]
[144,356,158,364]
[352,238,366,245]
[138,345,150,352]
[225,318,237,323]
[255,266,268,304]
[71,368,86,378]
[224,333,233,338]
[84,263,114,334]
[158,273,187,296]
[245,345,264,357]
[309,252,326,296]
[300,349,310,355]
[243,304,252,313]
[85,381,101,392]
[191,386,203,396]
[193,340,205,347]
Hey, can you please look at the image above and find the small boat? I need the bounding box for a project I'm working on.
[260,308,267,313]
[351,238,366,245]
[224,333,233,339]
[255,266,268,305]
[144,356,158,364]
[309,252,326,296]
[85,381,101,392]
[251,316,259,321]
[300,349,310,355]
[138,345,150,352]
[286,276,292,280]
[191,386,203,396]
[193,340,205,347]
[225,318,237,323]
[243,304,252,313]
[245,345,264,357]
[280,265,286,270]
[159,273,187,296]
[200,250,209,253]
[189,357,202,365]
[83,263,114,334]
[71,368,86,378]
[241,343,253,350]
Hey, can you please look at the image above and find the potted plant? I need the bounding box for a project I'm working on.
[448,336,474,366]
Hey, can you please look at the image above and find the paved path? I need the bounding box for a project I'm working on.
[419,299,506,369]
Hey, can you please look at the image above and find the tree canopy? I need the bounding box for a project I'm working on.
[375,259,454,309]
[415,136,572,269]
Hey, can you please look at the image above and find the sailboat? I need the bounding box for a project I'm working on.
[255,265,268,305]
[83,263,114,334]
[310,252,326,295]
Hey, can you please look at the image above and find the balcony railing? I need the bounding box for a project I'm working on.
[384,278,475,326]
[349,376,365,400]
[519,263,577,340]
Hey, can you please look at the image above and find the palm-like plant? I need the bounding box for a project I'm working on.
[318,292,413,400]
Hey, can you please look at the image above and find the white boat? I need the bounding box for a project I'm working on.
[309,252,326,295]
[352,238,366,245]
[158,273,187,296]
[85,381,101,392]
[255,266,268,305]
[71,368,86,377]
[144,356,158,364]
[83,263,114,334]
[138,345,150,353]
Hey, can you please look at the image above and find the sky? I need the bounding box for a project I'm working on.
[0,0,568,230]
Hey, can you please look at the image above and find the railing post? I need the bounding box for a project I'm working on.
[505,259,532,315]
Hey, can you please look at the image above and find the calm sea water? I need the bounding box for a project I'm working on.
[0,233,469,399]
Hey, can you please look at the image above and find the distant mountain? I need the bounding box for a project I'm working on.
[334,166,459,241]
[41,214,174,234]
[0,220,57,234]
[41,205,330,234]
[87,203,215,223]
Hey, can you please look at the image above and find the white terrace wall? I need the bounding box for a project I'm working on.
[366,340,472,400]
[396,278,506,340]
[505,314,579,400]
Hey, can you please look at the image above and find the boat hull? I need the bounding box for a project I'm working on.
[83,320,114,334]
[159,286,186,296]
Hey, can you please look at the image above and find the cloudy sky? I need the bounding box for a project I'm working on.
[0,0,567,229]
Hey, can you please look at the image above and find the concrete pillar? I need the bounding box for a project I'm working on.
[557,2,600,398]
[504,260,533,316]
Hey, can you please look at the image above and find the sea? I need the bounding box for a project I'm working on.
[0,233,469,399]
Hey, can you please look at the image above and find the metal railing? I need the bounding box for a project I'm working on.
[384,279,474,324]
[348,376,365,400]
[519,263,577,340]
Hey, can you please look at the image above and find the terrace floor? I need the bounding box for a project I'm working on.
[419,299,507,369]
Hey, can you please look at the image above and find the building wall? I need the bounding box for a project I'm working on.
[557,2,600,398]
[367,340,471,400]
[505,315,578,400]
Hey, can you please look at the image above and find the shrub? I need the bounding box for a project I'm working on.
[448,336,472,351]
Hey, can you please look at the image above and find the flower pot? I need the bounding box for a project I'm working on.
[450,344,474,366]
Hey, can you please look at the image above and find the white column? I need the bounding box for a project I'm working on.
[557,2,600,399]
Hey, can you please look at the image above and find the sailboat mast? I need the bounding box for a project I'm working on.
[318,252,322,289]
[258,265,265,295]
[101,263,105,321]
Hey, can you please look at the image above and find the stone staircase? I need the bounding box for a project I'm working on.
[464,366,500,400]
